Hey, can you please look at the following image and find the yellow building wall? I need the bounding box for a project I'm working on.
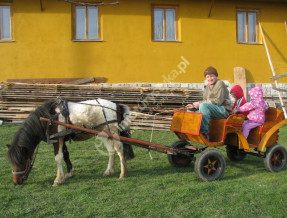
[0,0,287,83]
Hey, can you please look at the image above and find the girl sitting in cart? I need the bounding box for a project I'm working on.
[230,84,249,117]
[232,86,269,138]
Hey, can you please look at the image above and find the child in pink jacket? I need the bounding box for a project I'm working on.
[232,86,269,138]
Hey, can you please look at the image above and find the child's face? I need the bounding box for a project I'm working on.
[230,92,237,100]
[205,74,217,85]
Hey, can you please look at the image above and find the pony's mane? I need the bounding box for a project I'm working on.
[7,99,58,166]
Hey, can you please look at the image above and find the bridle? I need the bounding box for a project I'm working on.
[11,144,40,180]
[12,158,31,179]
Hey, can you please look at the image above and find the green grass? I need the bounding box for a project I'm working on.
[1,124,287,217]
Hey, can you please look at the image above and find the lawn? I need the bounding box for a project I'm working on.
[1,124,287,217]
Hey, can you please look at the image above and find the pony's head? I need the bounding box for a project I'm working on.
[7,142,32,185]
[6,99,57,185]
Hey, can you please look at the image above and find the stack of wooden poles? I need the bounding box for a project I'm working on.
[0,82,203,130]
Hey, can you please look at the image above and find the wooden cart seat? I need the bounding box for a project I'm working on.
[247,107,284,146]
[209,114,245,142]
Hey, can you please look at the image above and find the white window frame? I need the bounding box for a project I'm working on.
[152,6,178,42]
[236,9,259,44]
[72,4,101,41]
[0,4,12,41]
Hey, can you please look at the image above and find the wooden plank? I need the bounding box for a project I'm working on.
[7,77,107,84]
[270,73,287,81]
[0,82,204,130]
[272,87,287,93]
[234,67,247,99]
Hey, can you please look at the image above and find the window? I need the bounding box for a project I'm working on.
[152,6,178,41]
[72,5,101,41]
[236,10,259,44]
[0,5,12,41]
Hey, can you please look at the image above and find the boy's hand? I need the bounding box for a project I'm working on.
[185,103,194,110]
[185,102,200,110]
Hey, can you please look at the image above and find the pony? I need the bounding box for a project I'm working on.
[7,98,134,186]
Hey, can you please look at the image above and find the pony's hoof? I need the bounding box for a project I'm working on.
[65,168,75,179]
[53,177,65,187]
[103,169,115,176]
[65,173,73,179]
[119,174,126,179]
[52,182,60,187]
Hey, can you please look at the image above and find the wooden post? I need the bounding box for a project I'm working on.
[259,22,287,117]
[233,67,247,99]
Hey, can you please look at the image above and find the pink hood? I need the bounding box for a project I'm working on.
[239,87,268,123]
[249,86,264,100]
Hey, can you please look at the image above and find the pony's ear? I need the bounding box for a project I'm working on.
[6,144,11,149]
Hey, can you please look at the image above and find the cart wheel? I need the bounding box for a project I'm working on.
[167,140,193,167]
[194,149,226,181]
[264,144,287,172]
[226,145,247,161]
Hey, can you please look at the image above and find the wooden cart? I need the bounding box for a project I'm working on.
[169,107,287,181]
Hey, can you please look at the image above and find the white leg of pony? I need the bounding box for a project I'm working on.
[53,137,65,187]
[103,138,116,176]
[112,140,127,179]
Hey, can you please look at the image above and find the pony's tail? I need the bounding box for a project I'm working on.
[118,104,135,160]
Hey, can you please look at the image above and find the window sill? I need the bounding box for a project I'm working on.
[237,42,263,45]
[72,39,104,42]
[0,40,15,43]
[152,40,182,43]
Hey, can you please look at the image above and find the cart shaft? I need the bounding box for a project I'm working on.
[40,117,175,154]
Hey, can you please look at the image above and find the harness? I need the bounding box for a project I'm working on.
[45,98,71,144]
[96,99,113,134]
[46,98,125,142]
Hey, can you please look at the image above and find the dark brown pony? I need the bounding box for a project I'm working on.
[7,99,134,186]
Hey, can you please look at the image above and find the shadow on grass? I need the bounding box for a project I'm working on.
[223,156,272,181]
[46,160,268,186]
[7,149,284,188]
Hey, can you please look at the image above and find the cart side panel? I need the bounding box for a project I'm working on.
[210,114,244,144]
[265,107,284,122]
[175,132,205,144]
[170,110,203,135]
[247,128,260,145]
[209,119,225,142]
